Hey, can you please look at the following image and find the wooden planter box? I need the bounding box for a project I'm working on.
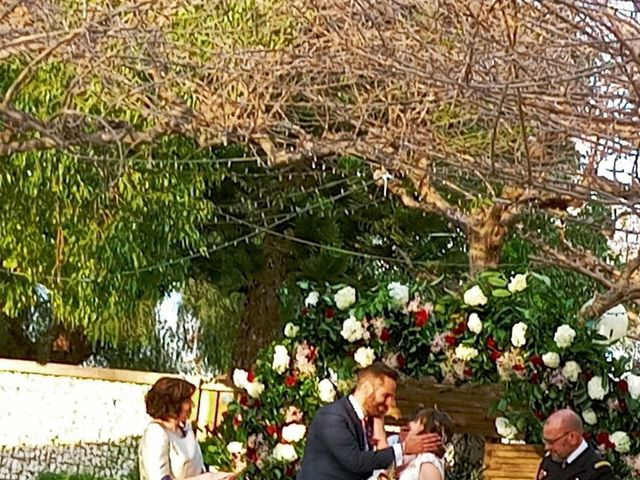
[483,443,544,480]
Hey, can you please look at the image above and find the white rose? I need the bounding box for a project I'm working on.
[340,315,365,343]
[272,345,291,374]
[463,285,488,307]
[354,346,376,368]
[511,322,528,348]
[495,417,518,439]
[467,313,483,334]
[561,361,582,382]
[388,282,409,306]
[454,344,479,362]
[284,322,300,338]
[542,352,560,369]
[508,274,528,293]
[610,431,631,453]
[305,291,320,307]
[233,369,249,389]
[334,286,356,310]
[273,443,298,462]
[625,373,640,400]
[227,441,245,455]
[587,376,608,400]
[246,381,265,399]
[318,379,336,403]
[582,409,597,426]
[554,324,576,348]
[281,423,307,443]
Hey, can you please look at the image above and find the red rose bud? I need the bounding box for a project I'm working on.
[530,355,544,367]
[247,370,255,382]
[233,415,242,427]
[486,337,497,350]
[246,448,258,463]
[397,354,406,368]
[239,394,249,406]
[595,432,609,446]
[266,424,279,437]
[307,345,317,361]
[616,379,629,395]
[452,322,466,335]
[300,307,309,316]
[285,464,297,477]
[531,373,540,384]
[379,328,391,342]
[490,351,501,362]
[415,309,429,327]
[618,398,628,412]
[512,364,525,372]
[534,410,544,420]
[463,367,473,377]
[444,334,457,346]
[284,374,298,387]
[325,308,335,319]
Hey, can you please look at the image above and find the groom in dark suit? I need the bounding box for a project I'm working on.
[297,362,441,480]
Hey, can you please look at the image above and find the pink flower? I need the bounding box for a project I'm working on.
[430,333,448,353]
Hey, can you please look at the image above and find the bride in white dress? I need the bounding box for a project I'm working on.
[370,408,452,480]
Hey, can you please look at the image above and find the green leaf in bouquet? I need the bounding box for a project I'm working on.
[491,289,511,298]
[487,276,507,288]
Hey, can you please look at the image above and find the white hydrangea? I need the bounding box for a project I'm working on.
[508,274,528,293]
[305,291,320,307]
[554,325,576,348]
[341,315,365,342]
[284,322,300,338]
[272,345,291,374]
[511,322,528,348]
[467,313,483,334]
[388,282,410,306]
[610,431,631,453]
[587,376,608,400]
[246,381,265,399]
[281,423,307,443]
[542,352,560,369]
[463,285,488,307]
[625,373,640,400]
[318,379,336,403]
[582,409,597,426]
[561,361,581,382]
[227,441,245,455]
[454,344,479,362]
[354,346,376,368]
[273,443,298,462]
[495,417,518,439]
[233,369,249,389]
[334,286,357,310]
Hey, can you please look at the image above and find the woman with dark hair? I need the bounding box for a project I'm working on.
[139,377,236,480]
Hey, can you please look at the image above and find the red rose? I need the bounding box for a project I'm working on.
[444,334,457,346]
[239,394,249,407]
[396,354,406,368]
[379,328,391,342]
[266,424,279,437]
[616,379,629,395]
[452,322,466,335]
[325,308,335,319]
[531,373,540,384]
[233,415,242,427]
[490,351,501,362]
[247,370,255,382]
[307,345,317,361]
[534,410,545,420]
[512,364,525,372]
[618,398,628,412]
[300,307,309,316]
[463,367,473,377]
[595,432,610,447]
[530,355,544,367]
[284,374,298,387]
[246,448,258,463]
[486,337,497,349]
[415,309,429,327]
[285,464,297,477]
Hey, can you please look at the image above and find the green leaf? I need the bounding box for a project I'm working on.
[487,277,507,288]
[530,272,551,288]
[3,257,18,269]
[492,289,511,298]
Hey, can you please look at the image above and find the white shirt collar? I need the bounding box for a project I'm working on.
[566,439,588,464]
[348,395,365,420]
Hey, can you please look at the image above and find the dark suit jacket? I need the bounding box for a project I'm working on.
[297,397,396,480]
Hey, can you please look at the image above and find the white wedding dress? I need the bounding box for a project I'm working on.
[369,436,446,480]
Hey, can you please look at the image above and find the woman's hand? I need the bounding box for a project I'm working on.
[372,416,389,449]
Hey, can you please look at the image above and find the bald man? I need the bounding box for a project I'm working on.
[536,409,613,480]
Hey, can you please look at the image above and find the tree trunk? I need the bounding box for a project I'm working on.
[467,206,508,276]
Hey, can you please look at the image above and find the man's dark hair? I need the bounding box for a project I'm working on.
[356,361,399,384]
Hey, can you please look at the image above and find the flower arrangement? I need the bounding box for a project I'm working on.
[202,272,639,479]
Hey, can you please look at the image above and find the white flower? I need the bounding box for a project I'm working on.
[454,344,479,362]
[597,304,628,343]
[354,346,376,368]
[281,423,307,443]
[334,286,356,310]
[587,376,608,400]
[554,324,576,348]
[272,345,291,374]
[610,431,631,453]
[511,322,528,348]
[233,369,249,389]
[318,379,336,403]
[388,282,409,306]
[305,291,320,307]
[561,361,582,382]
[508,274,528,293]
[495,417,518,439]
[542,352,560,369]
[582,409,597,426]
[227,441,245,455]
[273,443,298,462]
[626,373,640,400]
[341,315,365,343]
[467,313,483,334]
[463,285,488,307]
[284,322,300,338]
[246,381,265,399]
